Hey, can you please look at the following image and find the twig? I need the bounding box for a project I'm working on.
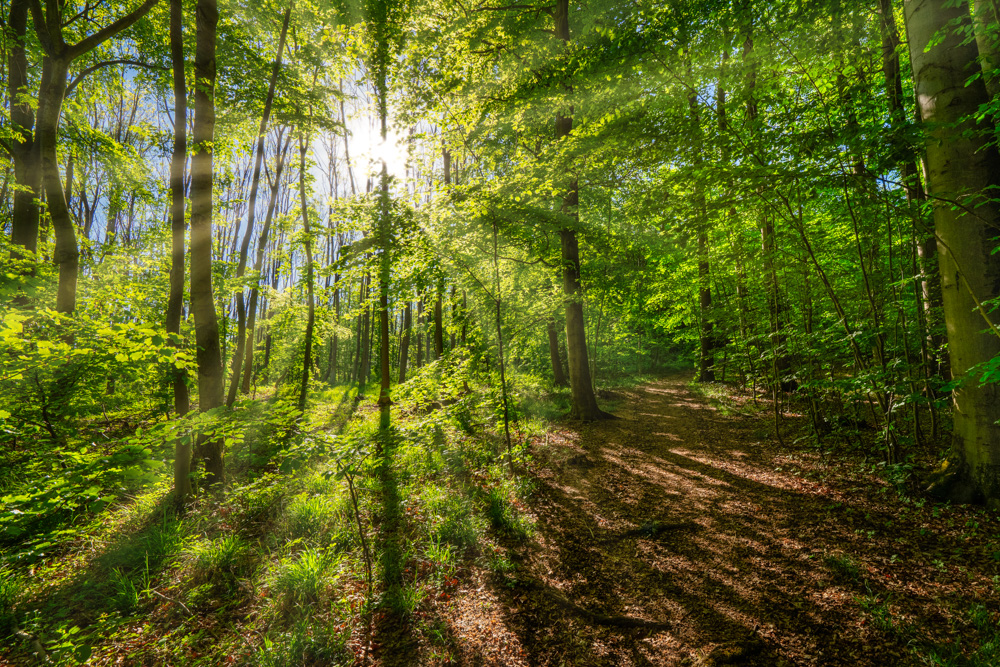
[151,588,195,616]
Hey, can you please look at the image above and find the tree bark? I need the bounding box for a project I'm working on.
[297,130,316,412]
[415,299,424,368]
[973,0,1000,99]
[36,57,79,314]
[27,0,159,313]
[399,301,412,383]
[168,0,192,501]
[190,0,225,487]
[7,0,41,263]
[687,50,715,382]
[905,0,1000,502]
[547,318,568,387]
[555,0,605,421]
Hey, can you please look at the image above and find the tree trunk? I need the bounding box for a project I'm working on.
[169,0,192,501]
[358,273,372,396]
[398,301,412,383]
[434,283,444,359]
[27,0,158,311]
[905,0,1000,502]
[973,0,1000,99]
[555,0,605,421]
[415,299,424,368]
[377,163,392,426]
[547,318,568,387]
[297,130,316,412]
[450,286,457,351]
[687,52,715,382]
[190,0,225,487]
[35,57,79,314]
[7,0,41,264]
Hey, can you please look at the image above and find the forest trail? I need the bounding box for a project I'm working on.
[434,375,998,666]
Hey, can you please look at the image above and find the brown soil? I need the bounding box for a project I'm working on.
[441,376,1000,666]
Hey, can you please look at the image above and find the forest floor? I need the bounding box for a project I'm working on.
[421,375,1000,666]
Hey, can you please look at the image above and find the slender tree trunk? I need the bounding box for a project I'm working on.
[450,285,457,351]
[461,291,468,345]
[190,0,225,486]
[169,0,192,501]
[227,3,291,407]
[377,163,392,427]
[554,0,605,421]
[27,0,157,312]
[35,57,79,313]
[905,0,1000,502]
[686,53,715,382]
[415,299,424,368]
[547,318,568,387]
[398,301,412,383]
[434,282,444,359]
[298,130,316,412]
[973,0,1000,99]
[358,273,372,396]
[7,0,41,264]
[241,130,291,395]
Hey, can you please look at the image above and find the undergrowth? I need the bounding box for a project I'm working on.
[0,354,540,665]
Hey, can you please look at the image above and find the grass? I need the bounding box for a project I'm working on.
[1,365,538,665]
[824,551,863,583]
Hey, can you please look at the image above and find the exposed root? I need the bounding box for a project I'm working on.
[605,520,700,542]
[520,580,674,631]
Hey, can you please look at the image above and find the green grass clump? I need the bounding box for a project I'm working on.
[188,535,256,591]
[255,618,351,667]
[230,475,284,534]
[0,567,22,635]
[283,493,340,544]
[423,484,483,554]
[824,552,862,582]
[917,603,1000,666]
[272,548,337,611]
[485,485,532,541]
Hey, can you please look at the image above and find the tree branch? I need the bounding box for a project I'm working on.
[66,58,167,96]
[67,0,159,60]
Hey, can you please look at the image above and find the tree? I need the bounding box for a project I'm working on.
[168,0,192,500]
[554,0,608,421]
[26,0,160,313]
[189,0,225,486]
[904,0,1000,502]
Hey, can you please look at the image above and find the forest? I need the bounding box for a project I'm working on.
[1,0,999,664]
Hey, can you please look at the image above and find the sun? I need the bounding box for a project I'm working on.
[355,126,409,180]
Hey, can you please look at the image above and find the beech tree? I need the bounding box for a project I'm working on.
[904,0,1000,502]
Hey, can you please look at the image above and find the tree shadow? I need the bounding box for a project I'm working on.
[473,378,952,665]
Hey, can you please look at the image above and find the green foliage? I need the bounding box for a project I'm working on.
[824,552,862,583]
[187,535,256,594]
[272,548,338,610]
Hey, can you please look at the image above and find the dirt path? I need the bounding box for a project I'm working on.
[445,376,1000,666]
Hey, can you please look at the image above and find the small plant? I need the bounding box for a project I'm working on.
[824,552,862,582]
[109,567,142,612]
[485,486,532,541]
[857,593,895,633]
[272,548,334,611]
[424,484,483,553]
[0,567,21,635]
[254,617,351,667]
[188,535,255,593]
[283,493,340,545]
